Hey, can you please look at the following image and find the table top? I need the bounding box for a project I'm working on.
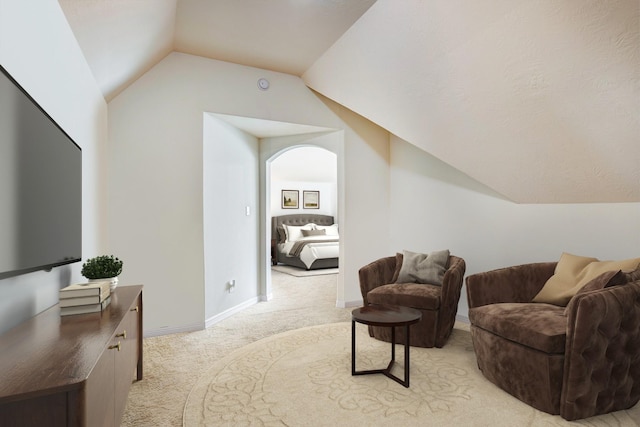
[352,305,422,327]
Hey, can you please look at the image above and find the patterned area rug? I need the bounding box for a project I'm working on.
[182,323,639,426]
[272,265,338,277]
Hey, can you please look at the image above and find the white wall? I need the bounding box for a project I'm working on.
[314,96,391,306]
[203,114,259,323]
[271,181,336,218]
[108,53,390,334]
[270,145,337,218]
[389,135,640,320]
[0,0,107,334]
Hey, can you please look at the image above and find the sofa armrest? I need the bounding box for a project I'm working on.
[560,281,640,421]
[435,256,466,347]
[358,256,397,306]
[466,262,556,308]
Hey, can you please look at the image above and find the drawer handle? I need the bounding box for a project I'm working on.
[116,330,127,339]
[108,341,121,352]
[131,306,139,313]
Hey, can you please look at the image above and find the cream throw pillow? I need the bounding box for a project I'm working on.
[532,252,640,306]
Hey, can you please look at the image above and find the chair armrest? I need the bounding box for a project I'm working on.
[560,281,640,420]
[358,256,397,306]
[436,256,466,347]
[466,262,556,308]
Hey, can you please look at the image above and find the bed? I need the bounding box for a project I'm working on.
[271,214,339,270]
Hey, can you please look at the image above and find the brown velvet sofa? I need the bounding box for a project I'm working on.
[358,254,466,348]
[466,262,640,421]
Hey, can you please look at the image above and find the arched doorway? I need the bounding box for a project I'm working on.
[260,132,344,303]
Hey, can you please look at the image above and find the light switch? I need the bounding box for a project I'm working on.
[245,206,250,216]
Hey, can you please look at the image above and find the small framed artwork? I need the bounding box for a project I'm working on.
[281,190,299,209]
[303,191,320,209]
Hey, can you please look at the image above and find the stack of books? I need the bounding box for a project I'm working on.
[59,282,111,316]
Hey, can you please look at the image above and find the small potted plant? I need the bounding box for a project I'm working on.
[81,255,123,291]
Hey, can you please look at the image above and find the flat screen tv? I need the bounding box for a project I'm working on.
[0,65,82,280]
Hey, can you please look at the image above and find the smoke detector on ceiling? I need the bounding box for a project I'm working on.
[257,78,270,91]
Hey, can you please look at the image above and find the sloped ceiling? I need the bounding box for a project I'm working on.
[57,0,639,204]
[57,0,177,102]
[173,0,378,77]
[58,0,376,100]
[304,0,640,203]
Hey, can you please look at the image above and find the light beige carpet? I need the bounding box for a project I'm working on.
[272,265,339,277]
[121,270,352,426]
[182,322,640,427]
[122,271,639,426]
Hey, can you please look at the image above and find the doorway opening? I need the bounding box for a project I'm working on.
[261,133,343,304]
[267,146,338,300]
[203,112,344,327]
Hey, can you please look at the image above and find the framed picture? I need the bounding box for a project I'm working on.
[303,191,320,209]
[281,190,299,209]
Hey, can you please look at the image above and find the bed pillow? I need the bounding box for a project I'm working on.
[532,253,640,306]
[396,249,450,286]
[283,224,315,242]
[301,229,326,237]
[316,224,339,237]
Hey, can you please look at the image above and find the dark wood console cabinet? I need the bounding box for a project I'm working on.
[0,285,143,427]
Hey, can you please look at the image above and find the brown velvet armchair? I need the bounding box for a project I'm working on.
[466,262,640,421]
[358,254,466,348]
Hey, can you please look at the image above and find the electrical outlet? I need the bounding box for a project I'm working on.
[228,279,235,293]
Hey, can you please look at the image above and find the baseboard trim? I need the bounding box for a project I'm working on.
[456,314,470,324]
[205,297,260,328]
[336,299,362,309]
[143,297,264,337]
[144,322,204,338]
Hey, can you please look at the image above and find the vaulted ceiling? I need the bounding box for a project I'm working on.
[58,0,376,101]
[58,0,639,204]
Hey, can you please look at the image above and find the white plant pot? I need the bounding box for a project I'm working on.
[89,277,119,291]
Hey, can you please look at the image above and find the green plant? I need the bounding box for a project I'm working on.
[81,255,123,279]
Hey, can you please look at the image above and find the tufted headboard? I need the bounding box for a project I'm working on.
[271,214,334,244]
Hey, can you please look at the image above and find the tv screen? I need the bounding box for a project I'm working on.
[0,65,82,280]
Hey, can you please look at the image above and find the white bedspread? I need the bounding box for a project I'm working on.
[279,235,339,269]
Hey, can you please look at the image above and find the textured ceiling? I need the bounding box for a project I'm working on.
[57,0,639,203]
[174,0,378,77]
[303,0,640,203]
[58,0,376,101]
